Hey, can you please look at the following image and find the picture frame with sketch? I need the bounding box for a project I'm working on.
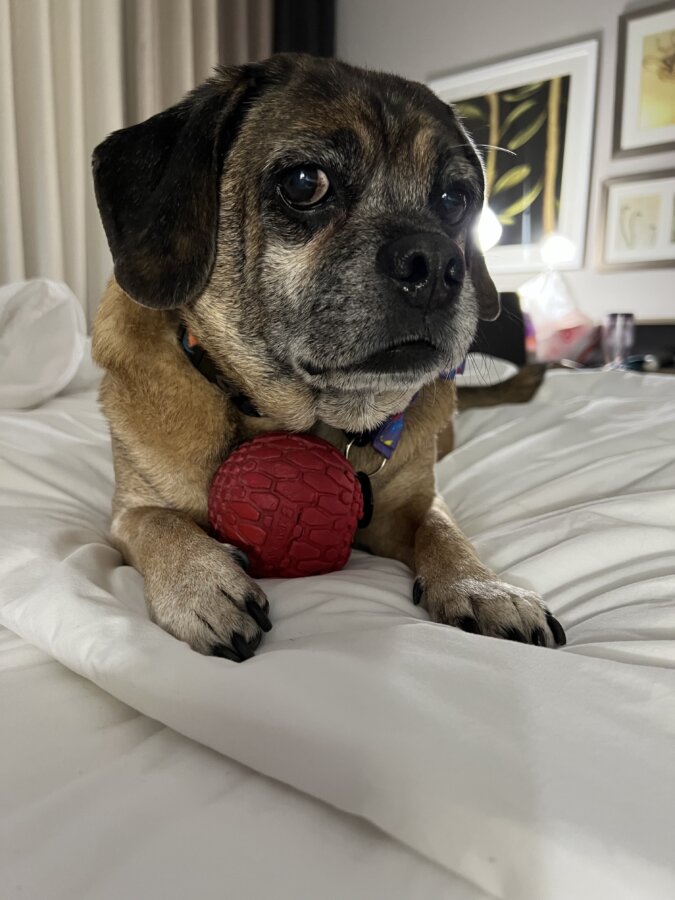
[599,170,675,269]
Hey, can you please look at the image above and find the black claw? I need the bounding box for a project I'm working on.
[213,644,242,663]
[546,612,566,646]
[230,547,250,571]
[501,626,527,643]
[458,615,480,634]
[412,579,424,606]
[246,597,272,632]
[532,627,546,646]
[231,632,256,661]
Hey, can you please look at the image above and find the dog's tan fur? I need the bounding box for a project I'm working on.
[92,55,564,658]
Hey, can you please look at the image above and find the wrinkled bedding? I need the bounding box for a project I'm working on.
[1,366,674,900]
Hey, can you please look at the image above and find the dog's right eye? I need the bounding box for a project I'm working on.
[278,167,331,209]
[439,187,469,225]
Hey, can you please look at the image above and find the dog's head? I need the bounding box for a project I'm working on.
[93,54,498,431]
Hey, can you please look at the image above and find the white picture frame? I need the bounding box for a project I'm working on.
[428,40,598,273]
[599,170,675,270]
[614,2,675,157]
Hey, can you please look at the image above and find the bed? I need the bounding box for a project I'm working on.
[1,283,674,900]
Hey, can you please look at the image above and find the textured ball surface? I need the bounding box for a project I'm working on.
[208,433,364,578]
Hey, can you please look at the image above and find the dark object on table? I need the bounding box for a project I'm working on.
[458,291,545,414]
[470,292,527,367]
[632,323,675,360]
[457,290,546,415]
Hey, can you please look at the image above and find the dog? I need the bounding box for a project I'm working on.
[91,53,565,661]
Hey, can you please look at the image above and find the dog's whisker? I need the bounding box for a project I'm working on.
[474,143,517,157]
[445,141,516,157]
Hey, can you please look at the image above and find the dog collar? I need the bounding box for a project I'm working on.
[179,327,261,417]
[361,362,464,460]
[178,326,462,461]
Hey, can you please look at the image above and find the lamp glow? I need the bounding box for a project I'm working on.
[540,234,576,267]
[475,206,502,252]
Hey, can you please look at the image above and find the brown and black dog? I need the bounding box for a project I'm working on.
[91,54,565,661]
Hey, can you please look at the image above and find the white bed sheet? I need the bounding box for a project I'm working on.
[0,626,470,900]
[1,368,674,900]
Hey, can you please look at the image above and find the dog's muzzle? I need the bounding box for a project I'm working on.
[377,232,465,313]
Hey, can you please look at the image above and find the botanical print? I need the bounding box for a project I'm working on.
[455,77,570,247]
[430,39,597,270]
[617,194,661,251]
[639,28,675,130]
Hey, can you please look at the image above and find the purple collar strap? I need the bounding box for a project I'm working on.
[370,361,465,460]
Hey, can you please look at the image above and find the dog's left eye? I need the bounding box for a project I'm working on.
[279,167,331,209]
[439,188,469,225]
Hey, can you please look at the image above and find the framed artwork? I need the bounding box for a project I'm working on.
[429,40,598,273]
[613,2,675,157]
[599,170,675,269]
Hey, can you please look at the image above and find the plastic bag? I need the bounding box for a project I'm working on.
[519,270,596,363]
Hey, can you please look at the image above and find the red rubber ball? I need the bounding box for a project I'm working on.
[208,433,364,579]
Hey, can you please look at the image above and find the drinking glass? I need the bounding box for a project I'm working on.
[602,313,635,369]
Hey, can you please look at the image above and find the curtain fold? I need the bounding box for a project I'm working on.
[221,0,272,65]
[0,1,23,284]
[273,0,334,57]
[0,0,272,325]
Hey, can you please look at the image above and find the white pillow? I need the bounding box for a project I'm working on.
[0,279,86,409]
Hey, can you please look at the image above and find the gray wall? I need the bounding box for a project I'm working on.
[336,0,675,321]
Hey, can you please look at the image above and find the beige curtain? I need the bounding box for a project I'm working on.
[0,0,272,325]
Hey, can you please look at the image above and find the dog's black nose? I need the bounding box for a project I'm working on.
[377,233,465,310]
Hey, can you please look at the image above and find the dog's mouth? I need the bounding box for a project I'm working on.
[303,339,442,377]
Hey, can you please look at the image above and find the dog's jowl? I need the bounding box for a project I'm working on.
[91,53,565,660]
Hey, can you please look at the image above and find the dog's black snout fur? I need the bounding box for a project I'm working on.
[378,233,465,310]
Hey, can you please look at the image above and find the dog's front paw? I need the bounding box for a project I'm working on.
[413,574,565,647]
[144,539,271,661]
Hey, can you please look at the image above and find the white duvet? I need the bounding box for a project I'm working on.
[1,362,674,900]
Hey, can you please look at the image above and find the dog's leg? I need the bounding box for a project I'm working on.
[456,363,547,411]
[411,495,565,646]
[113,507,271,660]
[360,460,565,647]
[436,419,455,461]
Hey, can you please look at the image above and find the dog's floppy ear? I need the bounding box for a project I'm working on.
[446,105,501,322]
[466,234,500,322]
[92,65,263,309]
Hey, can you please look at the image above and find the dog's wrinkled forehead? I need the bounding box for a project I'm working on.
[246,68,484,203]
